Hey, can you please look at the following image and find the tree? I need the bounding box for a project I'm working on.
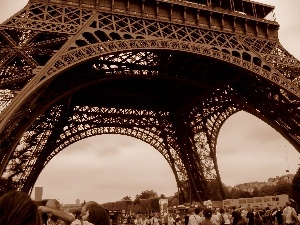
[150,198,160,212]
[170,197,179,206]
[134,190,158,203]
[160,194,166,199]
[259,184,275,196]
[134,195,141,205]
[252,187,260,197]
[206,179,224,201]
[227,188,240,199]
[238,190,252,198]
[290,167,300,213]
[275,179,291,195]
[122,196,132,201]
[140,190,158,199]
[140,199,152,214]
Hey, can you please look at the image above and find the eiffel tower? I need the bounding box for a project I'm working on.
[0,0,299,203]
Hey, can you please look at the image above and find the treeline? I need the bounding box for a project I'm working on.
[101,190,167,213]
[223,179,292,200]
[101,168,300,213]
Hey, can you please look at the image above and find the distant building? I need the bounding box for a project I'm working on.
[62,199,82,213]
[62,203,81,213]
[35,187,43,201]
[223,194,289,209]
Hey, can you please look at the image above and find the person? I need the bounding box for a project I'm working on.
[150,213,160,225]
[169,214,176,225]
[220,208,230,225]
[245,207,255,225]
[0,190,43,225]
[141,214,150,225]
[211,209,219,225]
[175,213,181,225]
[231,206,240,225]
[282,202,298,225]
[73,201,110,225]
[201,208,213,225]
[254,213,263,225]
[235,211,247,225]
[189,208,202,225]
[275,207,283,225]
[35,199,51,225]
[185,211,191,225]
[70,208,85,225]
[135,214,143,225]
[219,208,225,225]
[39,199,75,225]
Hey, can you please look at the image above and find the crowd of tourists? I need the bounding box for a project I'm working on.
[0,190,110,225]
[0,190,299,225]
[129,204,300,225]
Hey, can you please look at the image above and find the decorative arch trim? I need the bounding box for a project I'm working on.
[40,39,299,97]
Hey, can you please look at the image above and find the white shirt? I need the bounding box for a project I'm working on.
[169,217,176,225]
[222,213,231,225]
[151,217,160,225]
[283,206,297,224]
[211,214,219,225]
[71,219,94,225]
[188,214,202,225]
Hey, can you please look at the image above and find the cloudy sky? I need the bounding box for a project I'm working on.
[0,0,300,204]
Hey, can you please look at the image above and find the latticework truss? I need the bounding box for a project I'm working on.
[0,0,299,203]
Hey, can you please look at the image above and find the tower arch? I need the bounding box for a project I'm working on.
[0,0,299,204]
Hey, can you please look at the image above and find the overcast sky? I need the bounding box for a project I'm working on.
[0,0,300,204]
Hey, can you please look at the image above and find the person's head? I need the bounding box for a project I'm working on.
[204,208,212,219]
[45,199,60,210]
[220,208,225,214]
[0,190,42,225]
[45,199,61,222]
[195,208,201,215]
[81,201,110,225]
[81,201,98,219]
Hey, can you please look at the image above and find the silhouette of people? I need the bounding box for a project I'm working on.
[39,199,75,225]
[0,190,43,225]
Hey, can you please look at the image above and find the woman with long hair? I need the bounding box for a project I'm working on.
[0,190,43,225]
[72,201,110,225]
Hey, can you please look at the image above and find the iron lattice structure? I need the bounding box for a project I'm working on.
[0,0,299,203]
